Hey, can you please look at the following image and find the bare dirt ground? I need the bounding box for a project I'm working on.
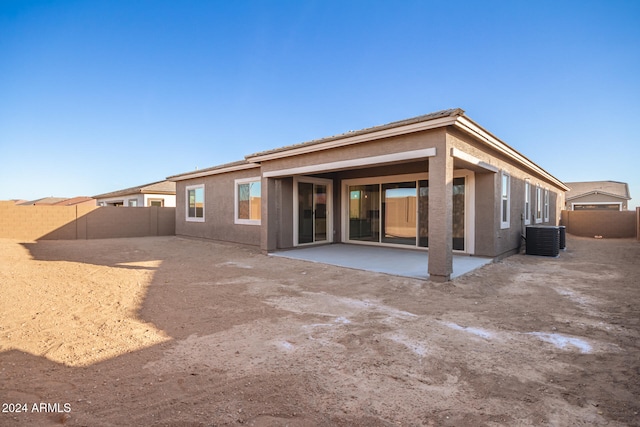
[1,235,639,426]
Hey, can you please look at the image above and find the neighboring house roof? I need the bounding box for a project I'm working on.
[167,160,260,182]
[93,180,176,199]
[19,197,70,205]
[51,196,96,206]
[565,181,631,201]
[18,196,96,206]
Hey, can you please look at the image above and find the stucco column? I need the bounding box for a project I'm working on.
[260,176,278,253]
[428,145,454,281]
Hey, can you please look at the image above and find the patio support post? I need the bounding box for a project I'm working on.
[428,144,454,281]
[261,176,278,253]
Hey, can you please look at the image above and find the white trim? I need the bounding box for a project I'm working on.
[450,147,499,172]
[234,177,262,225]
[262,148,437,178]
[185,184,205,222]
[543,188,550,222]
[459,170,475,255]
[248,119,455,162]
[571,201,623,211]
[293,176,334,247]
[500,171,511,229]
[170,162,260,181]
[535,184,543,224]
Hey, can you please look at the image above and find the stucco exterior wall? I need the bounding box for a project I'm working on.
[447,129,565,258]
[175,168,262,246]
[259,128,446,175]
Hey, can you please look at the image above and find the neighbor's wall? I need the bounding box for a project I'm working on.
[0,201,175,240]
[174,167,262,246]
[561,209,638,238]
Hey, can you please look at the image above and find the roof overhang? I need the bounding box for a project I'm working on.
[453,117,569,191]
[168,162,260,182]
[246,116,458,163]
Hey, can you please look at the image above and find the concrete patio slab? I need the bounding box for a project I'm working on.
[270,244,493,280]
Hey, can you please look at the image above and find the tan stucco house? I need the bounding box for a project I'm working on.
[94,180,176,207]
[168,108,568,281]
[564,181,631,211]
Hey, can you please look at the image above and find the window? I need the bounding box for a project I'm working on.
[148,199,164,207]
[500,172,510,229]
[524,180,531,225]
[186,184,204,221]
[535,185,542,223]
[543,189,550,222]
[235,178,261,225]
[128,199,138,207]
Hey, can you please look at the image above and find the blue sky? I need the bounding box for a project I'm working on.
[1,0,639,207]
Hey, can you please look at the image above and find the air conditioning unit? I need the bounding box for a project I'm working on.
[526,226,560,257]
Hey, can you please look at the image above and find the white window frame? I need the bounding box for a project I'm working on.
[524,180,531,225]
[234,177,261,225]
[500,171,510,229]
[186,184,205,222]
[543,188,550,223]
[535,185,543,224]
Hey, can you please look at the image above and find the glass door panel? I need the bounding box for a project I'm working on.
[452,177,465,250]
[298,182,314,244]
[348,184,380,242]
[382,182,417,245]
[314,184,327,242]
[418,180,429,247]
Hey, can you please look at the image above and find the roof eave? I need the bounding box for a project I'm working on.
[245,115,459,163]
[453,117,569,191]
[168,162,260,181]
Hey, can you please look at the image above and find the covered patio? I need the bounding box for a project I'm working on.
[271,244,493,280]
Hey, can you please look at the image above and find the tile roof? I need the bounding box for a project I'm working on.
[18,197,69,205]
[565,181,631,200]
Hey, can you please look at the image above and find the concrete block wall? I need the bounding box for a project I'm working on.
[0,201,175,240]
[561,209,638,239]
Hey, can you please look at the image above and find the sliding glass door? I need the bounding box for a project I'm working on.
[345,174,468,251]
[382,182,417,245]
[297,179,331,245]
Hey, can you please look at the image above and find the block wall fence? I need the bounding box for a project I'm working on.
[0,202,175,240]
[560,209,639,239]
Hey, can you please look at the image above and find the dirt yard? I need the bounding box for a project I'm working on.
[1,235,639,426]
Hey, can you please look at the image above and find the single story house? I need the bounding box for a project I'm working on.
[94,180,176,207]
[168,108,568,281]
[564,181,631,211]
